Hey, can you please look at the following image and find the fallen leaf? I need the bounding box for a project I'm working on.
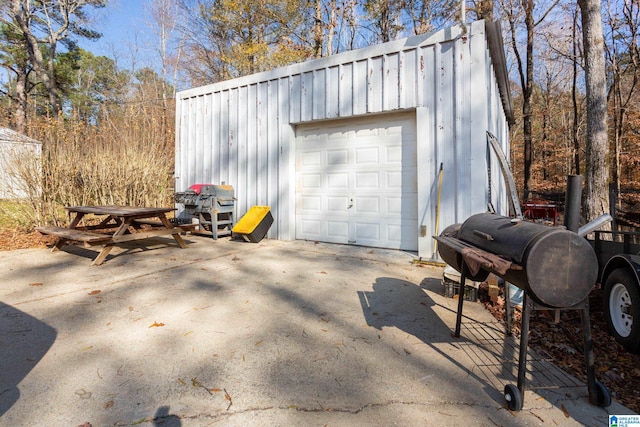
[319,271,328,274]
[224,389,231,401]
[104,400,114,409]
[560,404,570,418]
[88,290,101,295]
[82,346,93,351]
[129,306,134,311]
[255,340,263,346]
[232,255,240,261]
[191,377,202,387]
[210,388,222,393]
[29,282,43,287]
[178,378,186,385]
[184,331,192,336]
[149,321,165,328]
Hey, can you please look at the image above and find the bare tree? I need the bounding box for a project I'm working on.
[501,0,560,198]
[603,0,640,199]
[578,0,609,221]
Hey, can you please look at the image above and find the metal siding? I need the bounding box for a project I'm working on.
[339,63,354,117]
[327,66,340,118]
[186,97,197,188]
[437,41,457,229]
[267,80,278,232]
[289,74,301,123]
[175,21,510,258]
[220,91,230,183]
[236,86,248,217]
[368,56,383,112]
[257,82,268,206]
[385,53,400,110]
[278,78,293,239]
[301,72,313,122]
[247,84,258,210]
[400,50,417,108]
[313,69,326,119]
[468,28,487,217]
[354,60,367,115]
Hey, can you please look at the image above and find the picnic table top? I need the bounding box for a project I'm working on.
[65,206,176,216]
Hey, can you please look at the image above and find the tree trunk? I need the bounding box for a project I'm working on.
[314,0,323,57]
[11,0,61,115]
[578,0,609,222]
[522,0,534,199]
[14,66,28,133]
[572,9,581,176]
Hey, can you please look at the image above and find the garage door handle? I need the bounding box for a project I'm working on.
[348,198,354,209]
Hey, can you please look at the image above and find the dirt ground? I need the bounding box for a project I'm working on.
[3,228,639,415]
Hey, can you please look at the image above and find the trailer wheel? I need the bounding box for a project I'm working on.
[604,268,640,353]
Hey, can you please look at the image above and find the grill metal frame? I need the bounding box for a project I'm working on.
[175,184,236,239]
[435,213,611,411]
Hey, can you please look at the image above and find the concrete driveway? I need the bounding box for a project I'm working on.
[0,237,634,426]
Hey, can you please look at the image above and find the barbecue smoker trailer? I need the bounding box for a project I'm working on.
[436,213,611,411]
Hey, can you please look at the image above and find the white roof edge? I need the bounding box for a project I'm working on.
[0,127,41,145]
[177,22,478,100]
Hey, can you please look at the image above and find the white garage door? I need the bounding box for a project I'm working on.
[295,113,418,251]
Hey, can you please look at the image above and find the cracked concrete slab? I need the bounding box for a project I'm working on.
[0,238,635,426]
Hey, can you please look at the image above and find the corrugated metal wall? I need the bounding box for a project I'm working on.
[175,20,511,258]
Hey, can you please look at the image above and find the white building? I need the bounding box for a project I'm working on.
[0,128,42,199]
[175,20,514,259]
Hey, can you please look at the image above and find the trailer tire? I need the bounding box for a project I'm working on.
[603,268,640,353]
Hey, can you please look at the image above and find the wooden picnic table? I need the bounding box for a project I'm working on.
[36,206,194,265]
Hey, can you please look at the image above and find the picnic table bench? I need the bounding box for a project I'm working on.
[37,206,195,265]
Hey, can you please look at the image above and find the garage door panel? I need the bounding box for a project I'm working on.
[299,218,323,237]
[355,172,379,189]
[296,113,417,250]
[327,173,349,189]
[299,173,322,190]
[299,151,322,167]
[355,197,379,214]
[327,220,349,240]
[355,147,379,164]
[354,222,380,241]
[327,196,348,211]
[299,195,322,212]
[327,149,349,166]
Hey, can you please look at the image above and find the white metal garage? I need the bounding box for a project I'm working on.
[295,113,417,250]
[175,20,514,259]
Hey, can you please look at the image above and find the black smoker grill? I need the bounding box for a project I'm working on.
[175,184,236,239]
[436,212,611,411]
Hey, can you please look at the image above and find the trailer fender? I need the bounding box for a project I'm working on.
[601,254,640,285]
[601,254,640,353]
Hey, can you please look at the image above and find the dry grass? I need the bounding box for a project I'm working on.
[1,102,175,228]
